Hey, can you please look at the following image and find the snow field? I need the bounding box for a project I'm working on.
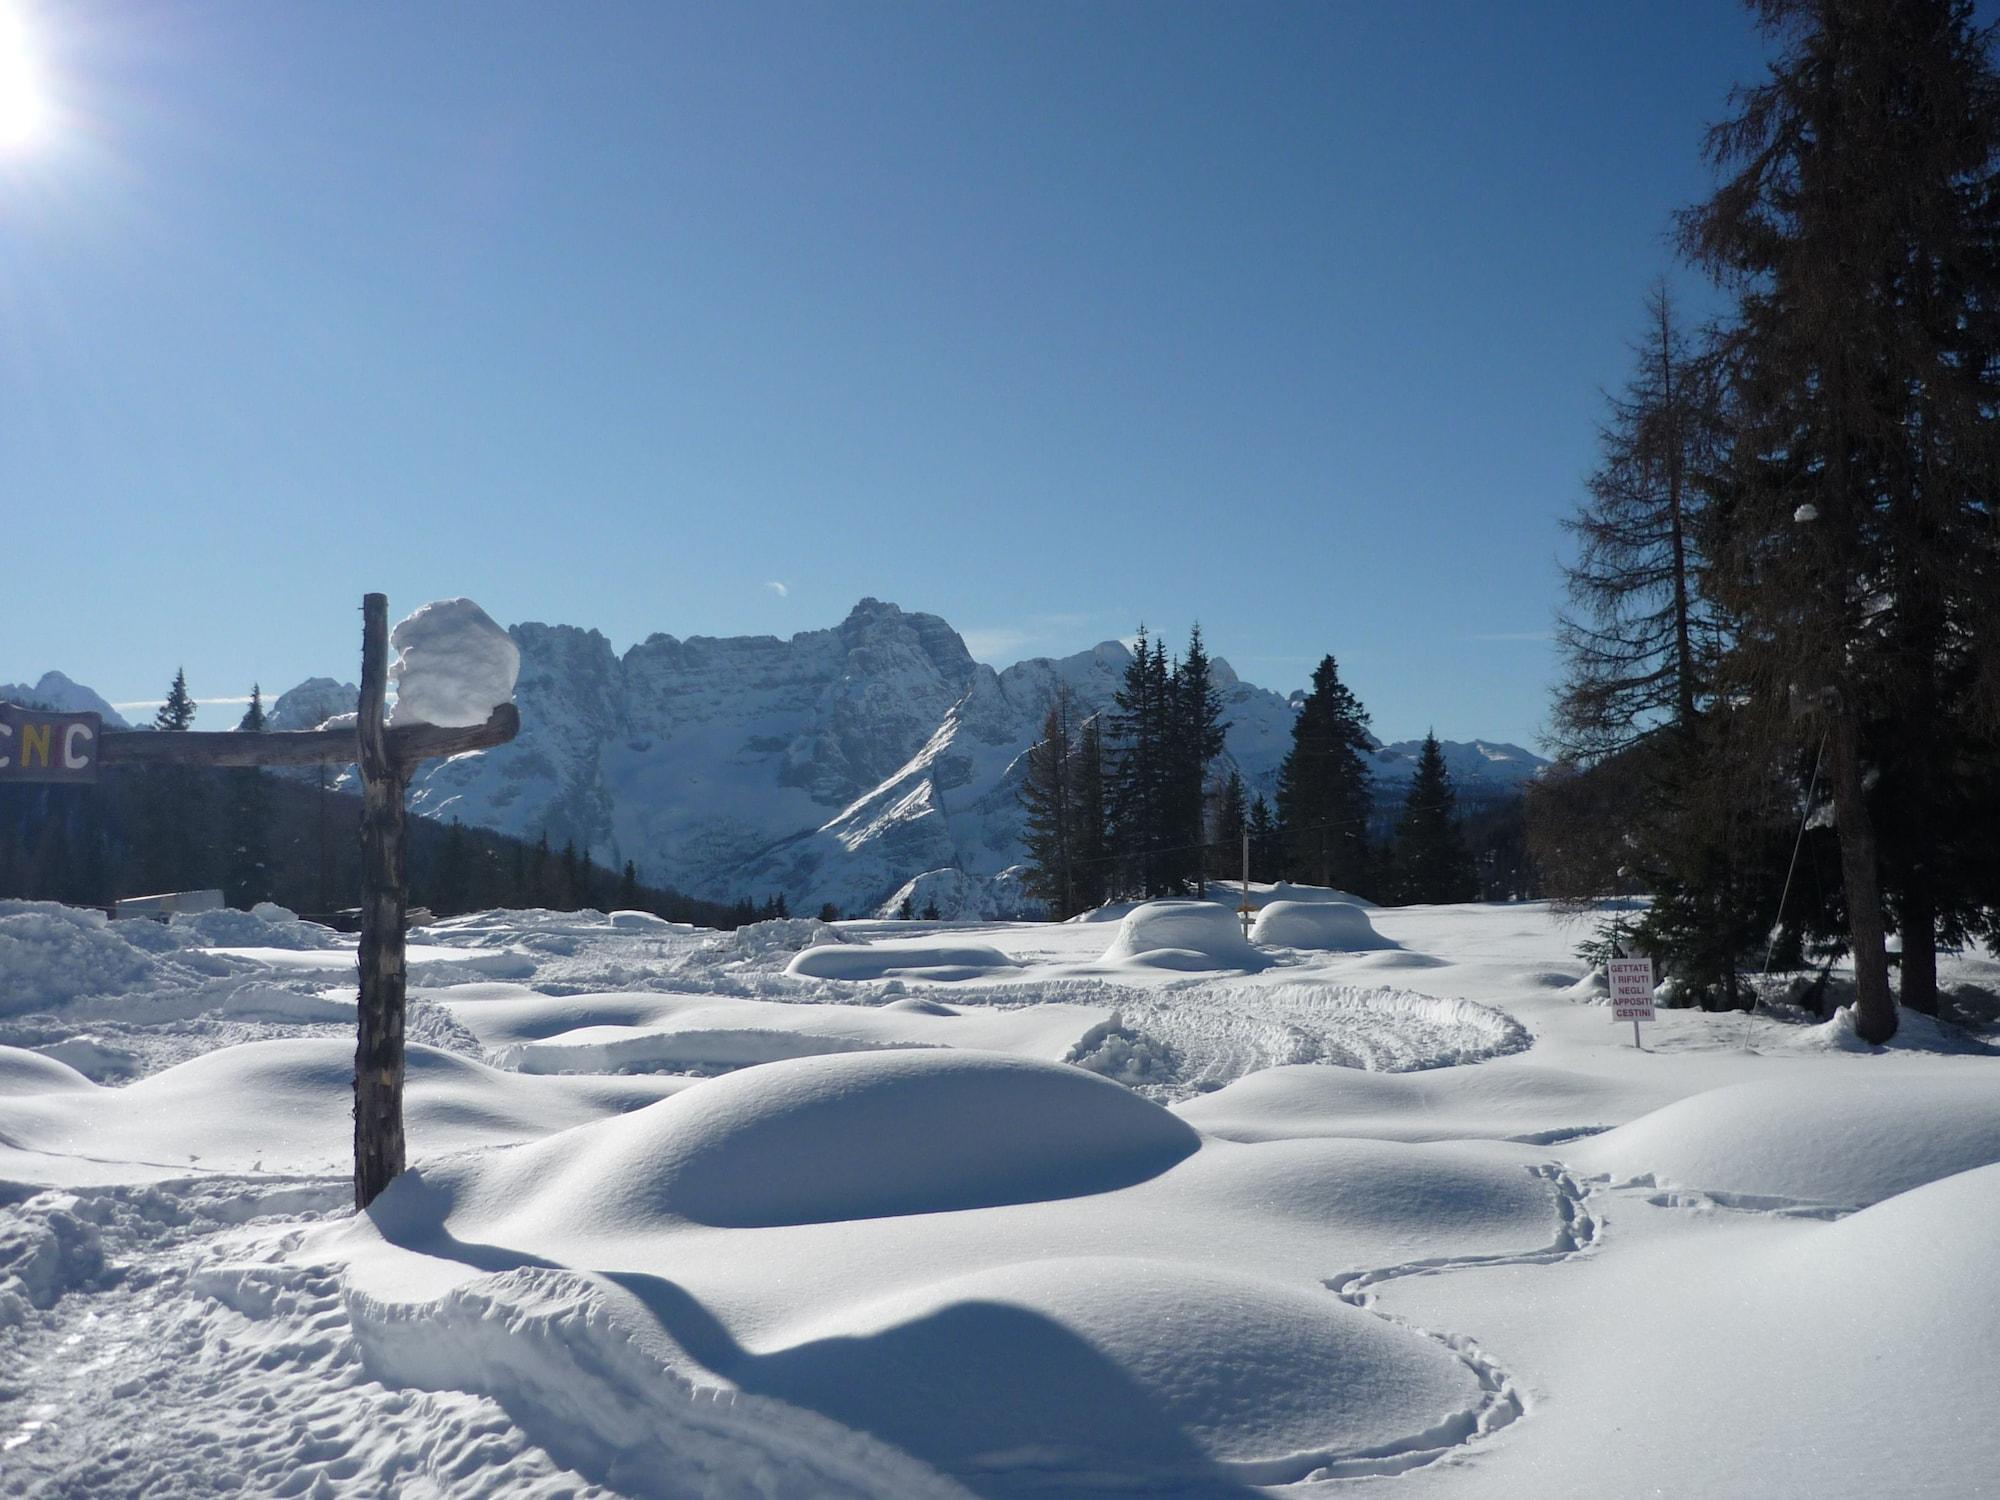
[2,895,1997,1497]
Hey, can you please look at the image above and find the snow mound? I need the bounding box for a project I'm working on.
[1100,900,1268,971]
[0,1039,693,1182]
[785,940,1020,982]
[170,905,343,950]
[749,1255,1482,1485]
[456,1049,1201,1231]
[1571,1074,2000,1207]
[1784,1003,1994,1055]
[1251,899,1391,950]
[388,597,520,729]
[0,902,158,1016]
[0,1045,95,1093]
[725,918,847,959]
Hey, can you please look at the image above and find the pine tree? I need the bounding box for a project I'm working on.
[1072,715,1109,910]
[1168,625,1229,895]
[618,859,640,910]
[1107,628,1178,896]
[1681,0,2000,1040]
[137,669,208,893]
[1392,734,1479,904]
[897,895,916,920]
[1211,770,1248,887]
[1246,795,1279,883]
[1020,693,1081,918]
[920,896,941,920]
[154,669,197,732]
[1274,655,1374,894]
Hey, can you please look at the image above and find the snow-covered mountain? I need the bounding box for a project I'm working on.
[0,672,130,729]
[12,601,1546,916]
[386,599,1543,916]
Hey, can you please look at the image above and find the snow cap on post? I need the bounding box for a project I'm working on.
[387,598,520,729]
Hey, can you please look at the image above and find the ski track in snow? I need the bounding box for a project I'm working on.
[1298,1165,1604,1483]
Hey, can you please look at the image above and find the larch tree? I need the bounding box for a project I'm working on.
[1682,0,2000,1039]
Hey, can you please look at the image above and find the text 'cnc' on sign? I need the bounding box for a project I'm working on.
[0,704,101,783]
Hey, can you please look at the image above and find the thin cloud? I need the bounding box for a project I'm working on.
[765,580,789,598]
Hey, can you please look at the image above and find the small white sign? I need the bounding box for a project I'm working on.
[1608,957,1656,1021]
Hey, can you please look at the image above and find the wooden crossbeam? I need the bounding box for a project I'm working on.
[97,704,519,770]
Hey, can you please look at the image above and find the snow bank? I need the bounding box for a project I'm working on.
[1099,900,1268,971]
[785,940,1020,982]
[745,1255,1483,1487]
[388,598,520,729]
[1570,1073,2000,1207]
[444,1050,1201,1231]
[170,904,343,951]
[0,902,158,1016]
[1251,899,1391,951]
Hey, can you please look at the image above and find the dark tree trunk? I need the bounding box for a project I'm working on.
[354,594,408,1209]
[1828,709,1896,1044]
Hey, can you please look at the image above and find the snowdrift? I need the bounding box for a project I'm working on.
[785,939,1021,983]
[740,1255,1484,1486]
[1570,1073,2000,1206]
[394,1050,1201,1232]
[1099,900,1269,971]
[1251,899,1392,951]
[0,1039,692,1182]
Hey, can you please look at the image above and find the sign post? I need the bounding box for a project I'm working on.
[39,592,521,1210]
[1608,952,1656,1048]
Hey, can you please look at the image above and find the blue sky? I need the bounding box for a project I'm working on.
[1,1,1775,747]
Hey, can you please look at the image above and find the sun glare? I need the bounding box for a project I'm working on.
[0,4,48,152]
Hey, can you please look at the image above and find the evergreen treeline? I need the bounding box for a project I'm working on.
[1020,627,1484,918]
[0,681,756,930]
[1531,0,2000,1037]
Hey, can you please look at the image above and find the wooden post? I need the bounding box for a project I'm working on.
[88,597,517,1210]
[354,593,407,1209]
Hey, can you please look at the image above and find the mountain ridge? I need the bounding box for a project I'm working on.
[10,600,1545,916]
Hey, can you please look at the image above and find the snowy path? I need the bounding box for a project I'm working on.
[0,1180,623,1499]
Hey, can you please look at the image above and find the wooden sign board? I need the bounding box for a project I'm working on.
[0,703,102,784]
